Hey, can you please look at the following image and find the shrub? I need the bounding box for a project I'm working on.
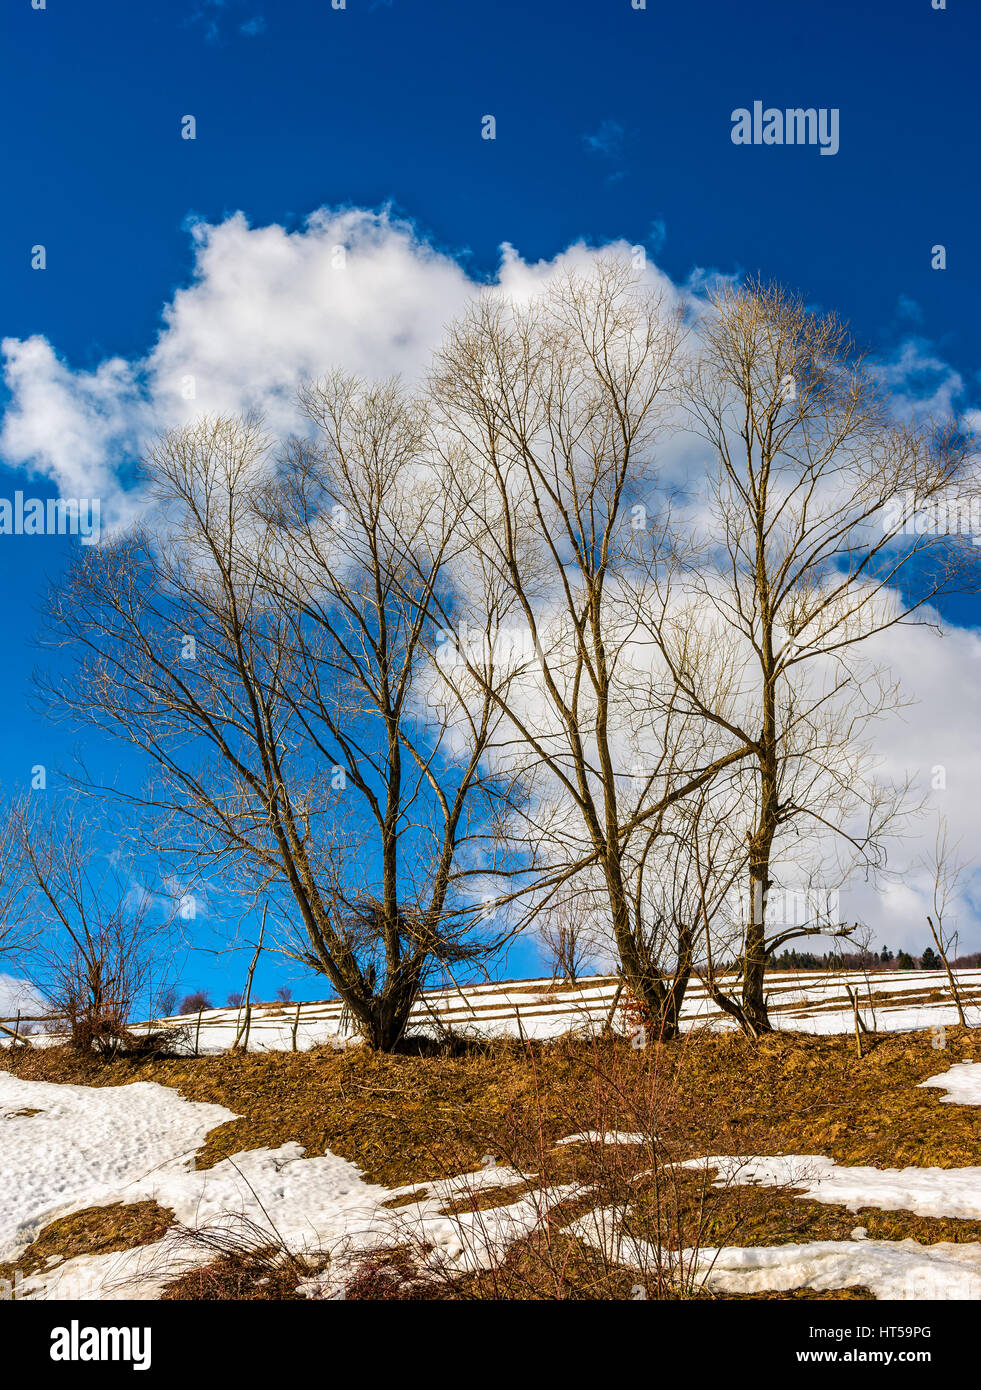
[179,990,213,1015]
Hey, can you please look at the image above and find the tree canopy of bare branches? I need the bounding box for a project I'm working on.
[33,262,975,1047]
[426,261,758,1036]
[40,390,518,1049]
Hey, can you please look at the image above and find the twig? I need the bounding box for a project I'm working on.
[234,904,267,1051]
[845,984,865,1057]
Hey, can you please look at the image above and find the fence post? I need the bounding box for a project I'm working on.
[845,984,864,1058]
[194,1007,203,1058]
[603,978,625,1036]
[292,1001,300,1052]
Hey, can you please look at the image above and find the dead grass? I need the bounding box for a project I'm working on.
[0,1200,174,1285]
[160,1249,310,1301]
[7,1025,979,1172]
[3,1026,980,1299]
[635,1167,981,1250]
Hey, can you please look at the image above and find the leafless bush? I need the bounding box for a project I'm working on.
[337,1036,750,1300]
[134,1034,774,1302]
[920,817,972,1027]
[53,913,153,1056]
[12,800,178,1058]
[163,1216,311,1298]
[179,990,213,1015]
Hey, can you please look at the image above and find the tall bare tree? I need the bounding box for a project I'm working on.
[39,395,515,1050]
[661,278,972,1032]
[427,261,757,1037]
[0,796,32,975]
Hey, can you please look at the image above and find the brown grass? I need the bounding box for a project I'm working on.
[3,1025,980,1300]
[0,1201,174,1285]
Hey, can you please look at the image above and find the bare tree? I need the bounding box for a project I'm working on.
[428,261,757,1037]
[0,796,32,973]
[660,278,972,1033]
[232,902,266,1049]
[11,801,175,1055]
[39,395,515,1050]
[537,888,603,985]
[921,817,970,1028]
[265,375,524,1045]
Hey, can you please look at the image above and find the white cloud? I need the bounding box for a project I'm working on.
[0,209,681,528]
[0,974,46,1019]
[2,210,468,525]
[841,613,981,952]
[876,337,966,420]
[0,337,146,526]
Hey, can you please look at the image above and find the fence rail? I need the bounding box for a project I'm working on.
[0,1016,64,1025]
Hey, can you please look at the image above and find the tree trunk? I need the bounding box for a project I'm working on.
[608,868,688,1042]
[742,870,773,1034]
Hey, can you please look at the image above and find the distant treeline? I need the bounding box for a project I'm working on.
[768,947,981,972]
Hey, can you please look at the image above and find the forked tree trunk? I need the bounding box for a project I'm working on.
[608,870,691,1043]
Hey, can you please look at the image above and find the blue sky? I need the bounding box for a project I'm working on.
[1,0,978,1002]
[4,0,978,367]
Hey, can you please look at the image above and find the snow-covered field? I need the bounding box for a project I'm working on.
[2,1053,981,1301]
[152,966,981,1050]
[13,966,980,1054]
[4,969,981,1301]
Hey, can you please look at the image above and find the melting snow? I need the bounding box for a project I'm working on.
[0,1071,579,1300]
[682,1153,981,1221]
[4,1053,981,1301]
[919,1059,981,1106]
[554,1131,649,1146]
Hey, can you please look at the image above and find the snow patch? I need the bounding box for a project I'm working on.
[683,1153,981,1221]
[920,1060,981,1106]
[0,1072,581,1299]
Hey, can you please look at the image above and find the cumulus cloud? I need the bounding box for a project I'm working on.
[876,338,966,421]
[0,338,146,527]
[2,209,475,526]
[842,613,981,952]
[0,209,679,527]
